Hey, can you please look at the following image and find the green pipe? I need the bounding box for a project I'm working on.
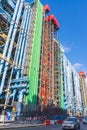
[26,0,43,104]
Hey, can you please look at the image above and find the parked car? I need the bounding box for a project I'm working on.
[62,116,80,130]
[82,117,87,124]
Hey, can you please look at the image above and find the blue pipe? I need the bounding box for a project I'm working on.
[10,93,14,98]
[0,0,21,74]
[13,5,31,76]
[11,77,28,83]
[11,6,28,86]
[13,6,31,117]
[13,5,31,81]
[0,0,24,95]
[22,8,32,72]
[10,84,27,89]
[17,7,31,68]
[11,5,31,103]
[5,0,24,63]
[14,4,28,66]
[17,89,26,118]
[11,89,16,105]
[17,6,31,71]
[0,94,13,99]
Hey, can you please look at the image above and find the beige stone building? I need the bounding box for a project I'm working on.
[79,72,87,114]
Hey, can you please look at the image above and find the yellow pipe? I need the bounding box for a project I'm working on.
[0,53,13,64]
[0,33,16,46]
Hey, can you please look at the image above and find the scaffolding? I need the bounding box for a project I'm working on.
[53,39,60,106]
[39,5,60,105]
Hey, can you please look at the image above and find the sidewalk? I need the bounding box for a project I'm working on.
[0,121,44,129]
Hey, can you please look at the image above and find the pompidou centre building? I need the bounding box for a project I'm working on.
[0,0,83,119]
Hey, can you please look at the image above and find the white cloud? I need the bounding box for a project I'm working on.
[62,46,71,53]
[73,64,87,75]
[73,63,83,69]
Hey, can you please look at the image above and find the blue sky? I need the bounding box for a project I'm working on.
[40,0,87,74]
[27,0,87,73]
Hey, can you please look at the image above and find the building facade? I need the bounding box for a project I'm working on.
[60,46,83,115]
[79,72,87,115]
[0,0,84,118]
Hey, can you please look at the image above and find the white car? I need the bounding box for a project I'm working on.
[62,117,80,130]
[82,117,87,124]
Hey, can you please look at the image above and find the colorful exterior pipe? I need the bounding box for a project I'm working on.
[26,0,43,104]
[0,0,24,95]
[60,45,64,108]
[0,0,83,117]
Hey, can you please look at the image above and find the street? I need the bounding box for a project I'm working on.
[3,123,87,130]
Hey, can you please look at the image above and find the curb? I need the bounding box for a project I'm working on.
[0,123,44,129]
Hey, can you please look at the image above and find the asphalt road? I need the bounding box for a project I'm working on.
[3,123,87,130]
